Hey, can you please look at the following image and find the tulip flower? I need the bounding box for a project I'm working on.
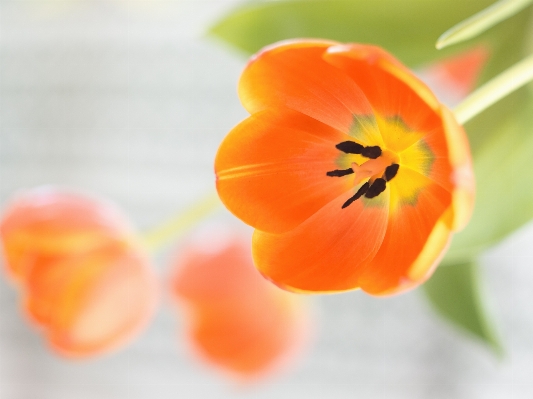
[170,231,310,380]
[215,40,475,295]
[0,187,158,357]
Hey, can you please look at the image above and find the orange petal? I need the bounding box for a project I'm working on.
[172,234,266,302]
[358,170,453,296]
[253,189,390,293]
[324,44,460,203]
[323,44,442,151]
[171,231,310,379]
[216,108,353,234]
[25,241,158,358]
[0,187,129,281]
[239,40,378,139]
[440,106,475,231]
[189,299,304,378]
[24,253,83,326]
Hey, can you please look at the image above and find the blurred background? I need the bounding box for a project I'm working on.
[1,0,533,398]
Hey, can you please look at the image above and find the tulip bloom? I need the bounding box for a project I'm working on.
[215,40,475,295]
[0,187,158,357]
[170,231,310,380]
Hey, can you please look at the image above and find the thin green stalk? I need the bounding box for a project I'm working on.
[142,191,222,252]
[436,0,533,49]
[454,53,533,124]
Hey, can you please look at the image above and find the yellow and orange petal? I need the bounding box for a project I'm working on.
[170,229,311,380]
[215,40,475,295]
[0,187,158,357]
[216,108,352,234]
[239,40,378,141]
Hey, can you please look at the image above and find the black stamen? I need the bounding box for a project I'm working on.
[336,141,364,154]
[384,164,400,181]
[361,146,382,159]
[342,182,370,209]
[365,178,387,198]
[327,168,354,177]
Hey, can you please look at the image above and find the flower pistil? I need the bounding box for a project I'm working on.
[327,140,400,208]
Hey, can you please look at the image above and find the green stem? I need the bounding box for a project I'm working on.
[436,0,533,49]
[453,53,533,124]
[142,191,222,252]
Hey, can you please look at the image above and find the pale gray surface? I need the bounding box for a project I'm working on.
[1,1,533,398]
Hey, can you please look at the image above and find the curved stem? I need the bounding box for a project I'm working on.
[142,191,222,252]
[453,53,533,124]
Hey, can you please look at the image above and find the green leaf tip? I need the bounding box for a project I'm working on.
[454,53,533,124]
[436,0,533,49]
[423,260,503,355]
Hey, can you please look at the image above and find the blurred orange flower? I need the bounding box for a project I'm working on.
[0,187,158,357]
[170,230,311,380]
[423,46,490,104]
[215,40,475,295]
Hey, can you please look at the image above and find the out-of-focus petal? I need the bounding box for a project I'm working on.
[45,243,158,357]
[427,46,490,98]
[216,108,352,234]
[0,187,130,281]
[171,231,310,379]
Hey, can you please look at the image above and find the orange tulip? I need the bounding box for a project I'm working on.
[0,187,158,357]
[215,40,475,295]
[170,231,310,380]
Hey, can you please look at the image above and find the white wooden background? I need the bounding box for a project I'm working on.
[0,1,532,398]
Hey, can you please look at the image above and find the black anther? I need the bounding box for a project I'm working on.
[342,182,370,209]
[384,164,400,181]
[365,178,387,198]
[336,141,364,154]
[327,168,354,177]
[361,146,382,159]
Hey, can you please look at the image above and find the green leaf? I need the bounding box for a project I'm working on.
[446,94,533,261]
[423,260,501,354]
[209,0,529,70]
[437,0,533,49]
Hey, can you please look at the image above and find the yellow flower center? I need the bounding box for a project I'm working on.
[327,114,434,210]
